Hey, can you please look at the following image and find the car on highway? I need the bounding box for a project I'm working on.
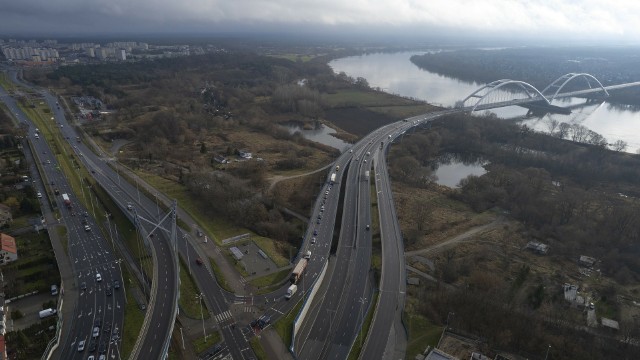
[313,230,318,236]
[80,282,86,290]
[113,280,120,289]
[195,258,203,265]
[37,192,42,198]
[316,219,320,224]
[99,355,106,360]
[77,340,86,352]
[88,355,95,360]
[106,287,112,296]
[84,225,91,231]
[95,273,102,282]
[366,224,370,230]
[127,203,133,211]
[92,326,100,338]
[311,237,316,244]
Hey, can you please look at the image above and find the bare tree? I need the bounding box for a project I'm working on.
[610,140,628,152]
[545,118,559,135]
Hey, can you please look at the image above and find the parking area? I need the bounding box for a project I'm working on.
[232,241,278,277]
[6,292,57,332]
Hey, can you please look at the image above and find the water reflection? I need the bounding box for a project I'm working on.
[432,153,488,188]
[281,122,351,152]
[331,52,640,153]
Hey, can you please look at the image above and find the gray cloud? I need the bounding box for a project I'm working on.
[0,0,639,42]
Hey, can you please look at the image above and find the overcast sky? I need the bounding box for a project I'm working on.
[1,0,639,43]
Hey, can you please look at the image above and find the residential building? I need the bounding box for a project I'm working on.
[117,49,126,61]
[525,241,549,254]
[0,204,11,228]
[579,255,597,268]
[238,150,252,159]
[0,233,18,265]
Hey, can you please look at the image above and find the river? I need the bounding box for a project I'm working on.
[329,52,640,153]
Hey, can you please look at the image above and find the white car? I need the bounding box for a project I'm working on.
[92,326,100,338]
[77,340,85,352]
[96,273,102,282]
[84,225,91,231]
[37,192,42,198]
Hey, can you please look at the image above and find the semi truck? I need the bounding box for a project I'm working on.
[39,308,57,319]
[330,173,336,184]
[62,193,71,208]
[285,284,298,299]
[290,258,308,284]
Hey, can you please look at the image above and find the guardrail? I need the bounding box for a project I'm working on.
[290,259,329,354]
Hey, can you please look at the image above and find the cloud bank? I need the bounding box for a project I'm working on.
[1,0,639,42]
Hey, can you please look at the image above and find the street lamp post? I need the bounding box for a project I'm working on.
[155,193,160,219]
[196,293,207,341]
[184,234,191,275]
[446,312,455,330]
[116,259,127,304]
[358,297,367,347]
[544,344,551,360]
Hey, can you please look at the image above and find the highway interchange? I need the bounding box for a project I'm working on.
[3,65,635,360]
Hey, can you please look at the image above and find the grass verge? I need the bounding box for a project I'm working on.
[191,330,222,354]
[248,268,291,291]
[404,313,442,359]
[253,236,291,268]
[273,299,303,349]
[250,336,269,360]
[121,268,145,358]
[178,258,210,319]
[208,257,234,293]
[347,291,379,360]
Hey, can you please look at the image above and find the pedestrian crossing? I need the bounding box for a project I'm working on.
[214,310,233,324]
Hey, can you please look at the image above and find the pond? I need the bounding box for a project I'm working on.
[281,122,351,152]
[432,154,488,188]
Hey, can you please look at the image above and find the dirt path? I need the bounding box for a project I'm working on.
[267,163,333,191]
[405,217,505,257]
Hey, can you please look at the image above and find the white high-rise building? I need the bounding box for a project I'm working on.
[117,49,126,61]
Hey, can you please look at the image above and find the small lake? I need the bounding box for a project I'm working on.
[281,122,351,152]
[432,154,488,188]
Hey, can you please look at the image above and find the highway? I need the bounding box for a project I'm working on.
[0,73,125,360]
[5,63,640,360]
[2,69,262,359]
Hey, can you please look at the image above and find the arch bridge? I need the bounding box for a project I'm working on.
[457,73,610,113]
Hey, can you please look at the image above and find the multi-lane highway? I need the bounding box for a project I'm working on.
[2,69,260,359]
[0,72,126,360]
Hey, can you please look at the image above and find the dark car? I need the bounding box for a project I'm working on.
[98,342,106,354]
[113,280,120,289]
[106,287,112,296]
[195,258,203,265]
[88,341,97,352]
[80,282,87,290]
[313,230,318,236]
